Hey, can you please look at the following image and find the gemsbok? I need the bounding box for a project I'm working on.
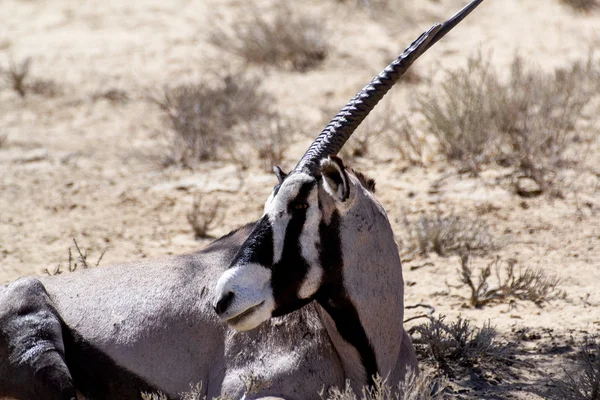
[0,1,485,399]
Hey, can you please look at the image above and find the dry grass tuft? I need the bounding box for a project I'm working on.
[417,53,598,195]
[560,0,599,12]
[45,239,107,275]
[0,57,61,97]
[383,118,427,166]
[412,315,514,378]
[210,4,328,72]
[2,57,30,97]
[456,254,566,308]
[554,338,600,400]
[152,74,274,166]
[403,211,499,257]
[245,117,294,172]
[91,88,129,103]
[142,383,233,400]
[321,370,449,400]
[187,195,222,239]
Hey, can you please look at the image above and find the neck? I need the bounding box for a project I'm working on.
[317,189,410,389]
[316,294,378,389]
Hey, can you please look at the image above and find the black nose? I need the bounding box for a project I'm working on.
[214,291,234,315]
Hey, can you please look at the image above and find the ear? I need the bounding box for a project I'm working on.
[320,156,350,202]
[273,165,287,184]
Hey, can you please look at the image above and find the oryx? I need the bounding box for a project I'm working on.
[0,1,484,399]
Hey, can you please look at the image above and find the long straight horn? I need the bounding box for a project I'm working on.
[294,0,485,173]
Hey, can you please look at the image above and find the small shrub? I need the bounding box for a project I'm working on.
[2,57,30,97]
[456,254,565,308]
[45,239,107,275]
[383,118,426,166]
[209,4,328,72]
[152,74,273,166]
[412,315,513,377]
[91,88,129,103]
[417,53,598,194]
[559,0,599,12]
[321,371,449,400]
[554,338,600,400]
[404,211,499,257]
[417,54,494,165]
[0,57,61,97]
[246,117,294,172]
[187,196,222,239]
[28,77,62,97]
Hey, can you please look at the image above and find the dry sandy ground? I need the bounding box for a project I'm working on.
[0,0,599,398]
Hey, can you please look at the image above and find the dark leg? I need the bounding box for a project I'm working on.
[0,278,77,400]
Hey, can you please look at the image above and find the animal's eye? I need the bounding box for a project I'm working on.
[294,203,309,210]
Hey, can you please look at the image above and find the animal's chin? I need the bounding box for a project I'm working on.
[226,301,268,331]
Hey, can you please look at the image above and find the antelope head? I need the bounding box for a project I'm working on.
[213,0,485,331]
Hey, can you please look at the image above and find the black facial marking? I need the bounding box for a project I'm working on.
[61,323,166,399]
[316,211,379,386]
[231,216,274,267]
[271,180,317,315]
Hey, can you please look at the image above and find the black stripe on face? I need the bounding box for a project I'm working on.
[316,211,379,387]
[270,180,317,316]
[230,216,274,267]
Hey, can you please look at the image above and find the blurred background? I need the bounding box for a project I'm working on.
[0,0,599,397]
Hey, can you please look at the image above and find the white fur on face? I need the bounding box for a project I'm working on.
[214,263,275,331]
[298,187,323,299]
[265,173,311,264]
[265,173,324,299]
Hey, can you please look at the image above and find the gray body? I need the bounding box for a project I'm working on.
[0,212,415,399]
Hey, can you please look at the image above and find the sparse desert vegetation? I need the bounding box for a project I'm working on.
[152,73,296,169]
[560,0,600,11]
[554,338,600,400]
[186,195,222,239]
[416,53,598,195]
[209,3,328,72]
[411,316,514,378]
[0,57,61,98]
[152,74,273,165]
[1,57,30,98]
[321,372,448,400]
[1,0,599,398]
[455,254,565,308]
[45,239,107,276]
[402,211,499,257]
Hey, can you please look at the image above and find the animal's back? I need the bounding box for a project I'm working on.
[40,251,228,398]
